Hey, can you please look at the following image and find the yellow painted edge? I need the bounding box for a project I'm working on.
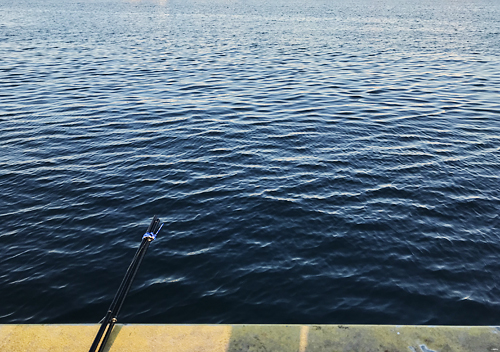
[0,324,499,352]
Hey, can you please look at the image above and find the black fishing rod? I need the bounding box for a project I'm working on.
[89,215,163,352]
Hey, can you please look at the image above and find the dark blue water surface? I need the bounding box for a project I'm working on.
[1,0,500,325]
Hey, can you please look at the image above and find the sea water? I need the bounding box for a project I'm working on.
[1,0,499,324]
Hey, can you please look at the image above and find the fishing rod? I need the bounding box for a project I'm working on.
[89,215,163,352]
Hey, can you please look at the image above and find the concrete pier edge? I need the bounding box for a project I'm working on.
[1,324,500,352]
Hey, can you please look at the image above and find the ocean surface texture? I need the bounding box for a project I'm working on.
[1,0,499,325]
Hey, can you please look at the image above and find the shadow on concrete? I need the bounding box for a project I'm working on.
[227,325,304,352]
[101,325,123,352]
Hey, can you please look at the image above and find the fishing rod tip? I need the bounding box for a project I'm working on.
[143,215,163,241]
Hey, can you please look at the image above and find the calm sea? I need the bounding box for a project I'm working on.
[1,0,499,325]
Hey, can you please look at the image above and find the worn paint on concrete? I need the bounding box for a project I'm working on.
[1,324,500,352]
